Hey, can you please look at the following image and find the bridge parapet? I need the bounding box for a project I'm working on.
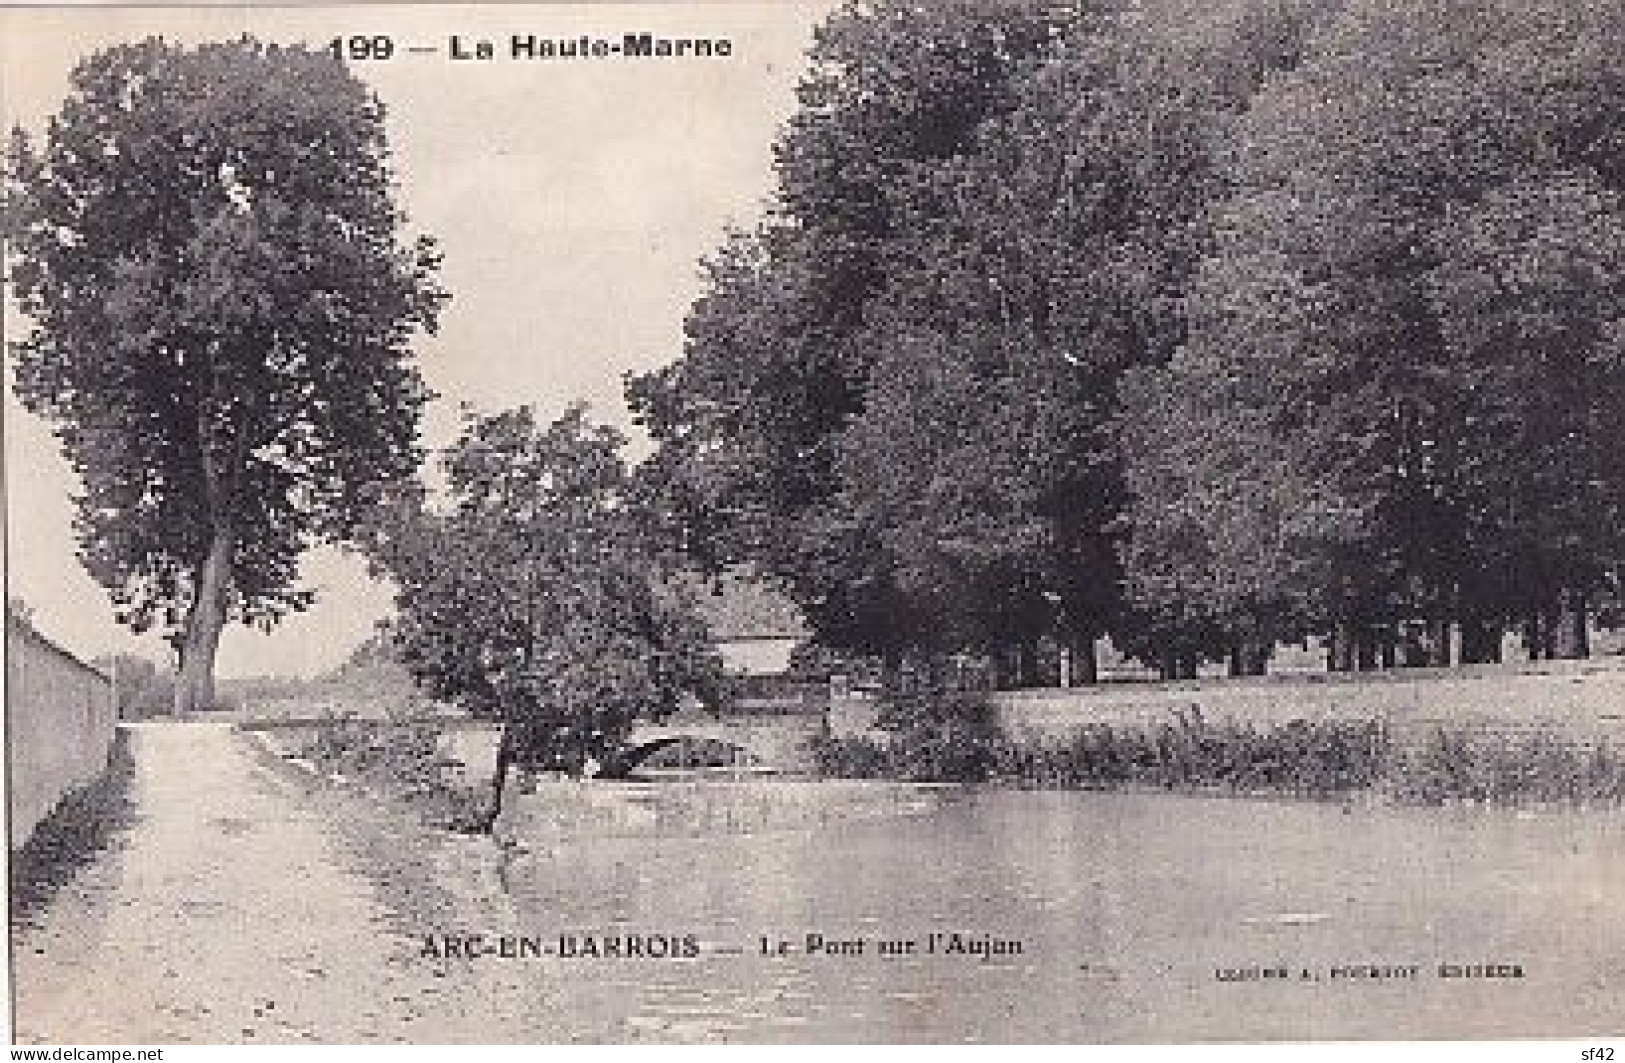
[621,714,822,774]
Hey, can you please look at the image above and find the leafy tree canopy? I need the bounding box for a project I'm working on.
[1122,0,1625,664]
[366,405,728,806]
[632,0,1250,675]
[5,37,444,709]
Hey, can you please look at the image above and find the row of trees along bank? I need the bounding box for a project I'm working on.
[629,0,1625,685]
[8,1,1625,736]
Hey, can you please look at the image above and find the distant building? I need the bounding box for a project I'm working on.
[683,571,809,678]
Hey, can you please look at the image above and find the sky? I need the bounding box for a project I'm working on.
[2,2,834,677]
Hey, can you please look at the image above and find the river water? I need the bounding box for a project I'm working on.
[472,780,1625,1042]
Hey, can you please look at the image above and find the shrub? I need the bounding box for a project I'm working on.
[876,688,1003,782]
[815,699,1390,798]
[296,714,489,830]
[807,688,1003,782]
[807,718,893,779]
[1384,725,1625,806]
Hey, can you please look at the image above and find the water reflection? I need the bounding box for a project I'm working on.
[485,781,1625,1042]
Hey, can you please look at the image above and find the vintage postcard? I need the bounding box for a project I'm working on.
[5,0,1625,1049]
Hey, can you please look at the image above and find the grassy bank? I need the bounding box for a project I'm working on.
[272,687,1625,820]
[279,714,492,832]
[1385,725,1625,805]
[812,695,1625,807]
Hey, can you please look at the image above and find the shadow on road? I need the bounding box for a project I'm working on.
[9,727,138,931]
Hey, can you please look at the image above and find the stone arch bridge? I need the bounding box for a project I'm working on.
[613,715,821,774]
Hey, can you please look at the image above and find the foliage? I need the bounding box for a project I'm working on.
[998,708,1388,796]
[807,720,894,780]
[5,37,444,710]
[628,0,1068,586]
[810,682,1003,783]
[628,0,1068,626]
[814,702,1388,794]
[1115,275,1368,664]
[1119,0,1625,664]
[816,701,1625,808]
[660,0,1625,676]
[365,405,728,781]
[632,0,1242,675]
[1386,727,1625,806]
[91,653,177,719]
[876,688,1004,782]
[810,687,1002,783]
[292,715,489,832]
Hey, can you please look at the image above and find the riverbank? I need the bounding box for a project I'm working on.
[816,667,1625,808]
[249,665,1625,823]
[246,715,494,832]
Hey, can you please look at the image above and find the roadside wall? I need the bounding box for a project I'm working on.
[6,624,116,850]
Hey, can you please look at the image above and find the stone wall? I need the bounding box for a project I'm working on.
[7,624,116,850]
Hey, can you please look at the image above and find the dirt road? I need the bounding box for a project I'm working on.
[10,721,537,1044]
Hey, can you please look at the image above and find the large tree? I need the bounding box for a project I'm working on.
[1426,174,1625,657]
[632,0,1232,684]
[1122,0,1625,667]
[366,406,727,830]
[5,38,444,711]
[824,12,1239,683]
[630,1,1071,626]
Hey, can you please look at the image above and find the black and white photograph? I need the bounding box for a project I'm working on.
[4,0,1625,1048]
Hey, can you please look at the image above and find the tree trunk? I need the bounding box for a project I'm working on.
[1397,624,1427,667]
[1226,642,1269,678]
[1023,641,1044,688]
[1538,603,1562,659]
[986,647,1007,690]
[1062,633,1098,687]
[1356,629,1379,671]
[479,723,515,834]
[173,524,233,715]
[1328,620,1357,672]
[880,652,905,699]
[1006,641,1041,689]
[1425,616,1452,667]
[1522,612,1546,662]
[1551,588,1590,660]
[1458,616,1502,665]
